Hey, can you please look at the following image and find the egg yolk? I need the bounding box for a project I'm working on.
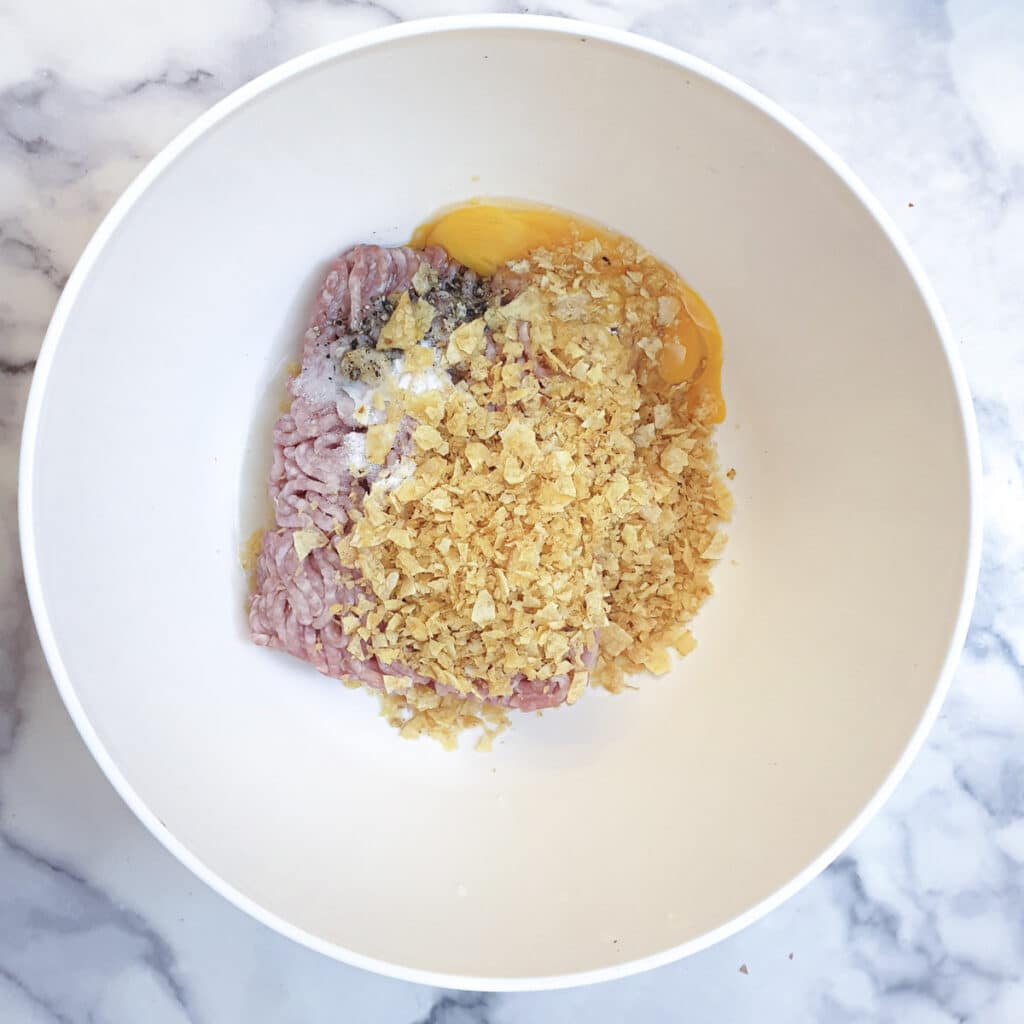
[411,202,724,422]
[411,205,580,276]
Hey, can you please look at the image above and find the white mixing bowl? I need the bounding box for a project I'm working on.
[19,16,980,989]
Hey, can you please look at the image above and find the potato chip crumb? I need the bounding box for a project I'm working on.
[379,292,435,350]
[239,529,264,573]
[366,422,399,464]
[670,629,697,656]
[471,588,497,625]
[412,262,438,296]
[445,319,486,364]
[660,446,689,475]
[701,533,728,560]
[600,623,633,657]
[404,345,435,373]
[293,526,328,561]
[642,647,672,675]
[657,295,682,326]
[413,424,445,451]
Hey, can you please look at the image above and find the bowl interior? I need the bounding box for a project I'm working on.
[23,23,974,984]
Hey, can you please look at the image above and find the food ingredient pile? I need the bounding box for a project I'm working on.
[247,204,731,749]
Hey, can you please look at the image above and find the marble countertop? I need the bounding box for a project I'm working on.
[2,1,1022,1020]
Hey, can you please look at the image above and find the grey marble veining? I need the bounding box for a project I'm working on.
[1,1,1022,1021]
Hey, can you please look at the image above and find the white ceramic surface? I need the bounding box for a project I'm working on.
[18,17,979,990]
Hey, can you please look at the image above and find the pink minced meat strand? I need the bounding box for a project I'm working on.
[249,244,592,712]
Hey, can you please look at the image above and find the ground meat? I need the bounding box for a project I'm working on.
[294,245,450,405]
[249,244,580,712]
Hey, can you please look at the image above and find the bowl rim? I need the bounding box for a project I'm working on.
[18,13,983,992]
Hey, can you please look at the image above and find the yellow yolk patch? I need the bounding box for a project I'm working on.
[411,201,725,422]
[411,204,581,276]
[657,285,725,423]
